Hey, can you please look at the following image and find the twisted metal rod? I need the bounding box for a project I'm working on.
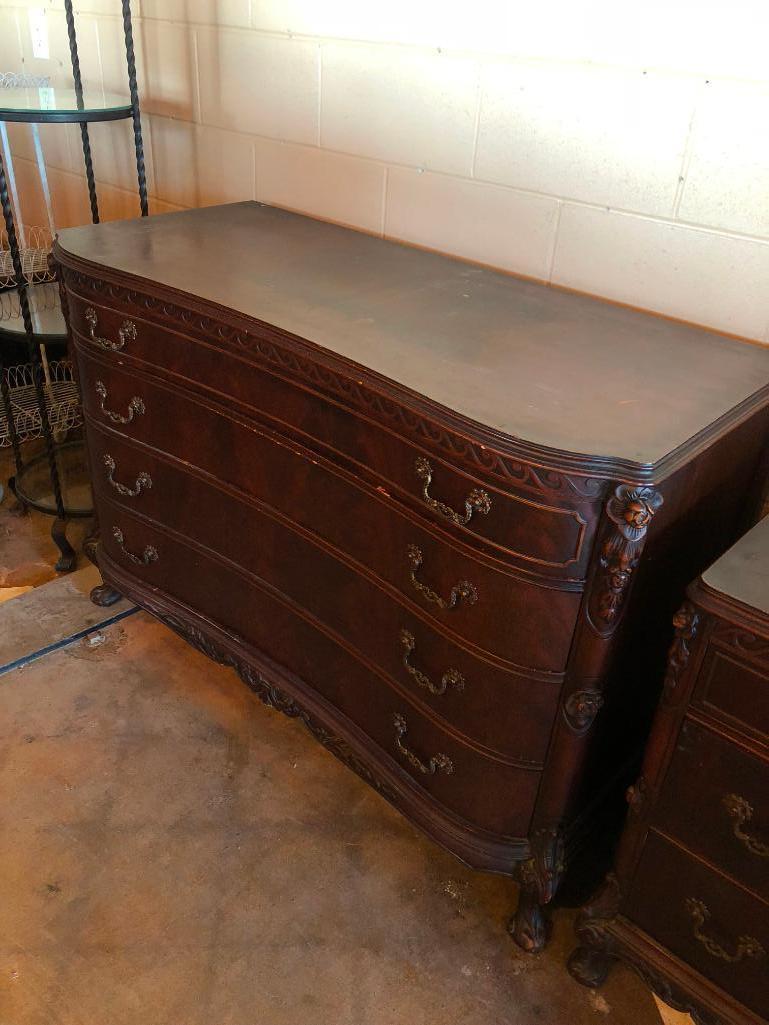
[63,0,100,222]
[122,0,149,216]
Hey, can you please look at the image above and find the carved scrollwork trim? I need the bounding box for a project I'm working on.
[662,601,700,705]
[589,485,663,634]
[562,689,604,735]
[62,268,608,501]
[709,621,769,663]
[573,872,623,952]
[518,824,566,906]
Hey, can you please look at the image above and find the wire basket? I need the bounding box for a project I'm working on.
[0,359,82,446]
[0,224,55,292]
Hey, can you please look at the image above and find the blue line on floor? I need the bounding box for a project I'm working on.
[0,605,140,678]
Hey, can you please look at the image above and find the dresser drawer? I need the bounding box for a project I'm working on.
[692,640,769,746]
[88,435,562,765]
[98,504,541,839]
[624,832,769,1019]
[653,720,769,903]
[67,289,597,578]
[81,377,583,674]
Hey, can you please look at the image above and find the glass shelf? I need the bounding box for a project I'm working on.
[0,282,66,339]
[0,86,133,123]
[12,440,93,517]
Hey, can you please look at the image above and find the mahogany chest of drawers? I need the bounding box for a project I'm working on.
[53,202,769,955]
[569,515,769,1024]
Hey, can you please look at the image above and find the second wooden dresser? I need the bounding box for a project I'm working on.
[570,515,769,1024]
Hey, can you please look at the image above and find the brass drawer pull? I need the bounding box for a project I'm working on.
[723,794,769,858]
[393,713,453,775]
[84,306,137,351]
[685,898,765,963]
[103,454,152,498]
[406,545,478,610]
[95,380,145,424]
[415,457,491,526]
[399,629,464,695]
[112,526,158,566]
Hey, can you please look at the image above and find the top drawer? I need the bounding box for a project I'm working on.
[692,637,769,748]
[64,283,600,580]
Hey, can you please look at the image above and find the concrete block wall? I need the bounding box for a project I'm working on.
[2,0,769,342]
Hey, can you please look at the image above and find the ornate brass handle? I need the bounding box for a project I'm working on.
[399,629,464,695]
[684,898,765,964]
[103,454,152,498]
[406,545,478,610]
[415,457,491,526]
[722,794,769,858]
[84,306,137,351]
[112,526,158,566]
[95,380,145,424]
[393,713,453,775]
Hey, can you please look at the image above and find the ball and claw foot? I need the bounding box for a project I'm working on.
[90,583,122,607]
[567,946,611,988]
[508,892,549,953]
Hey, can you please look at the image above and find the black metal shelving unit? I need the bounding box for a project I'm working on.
[0,0,147,570]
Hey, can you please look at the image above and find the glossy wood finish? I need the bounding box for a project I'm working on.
[570,516,769,1024]
[54,203,769,959]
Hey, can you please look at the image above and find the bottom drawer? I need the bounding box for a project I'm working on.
[100,502,541,840]
[624,832,769,1019]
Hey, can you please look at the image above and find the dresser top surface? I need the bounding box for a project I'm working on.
[702,514,769,617]
[57,202,769,469]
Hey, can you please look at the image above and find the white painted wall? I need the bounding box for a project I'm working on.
[2,0,769,341]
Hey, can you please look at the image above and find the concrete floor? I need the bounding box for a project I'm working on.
[0,442,90,600]
[0,577,678,1025]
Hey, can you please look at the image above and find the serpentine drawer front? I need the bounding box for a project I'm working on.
[86,427,562,765]
[68,299,592,578]
[571,513,769,1025]
[55,201,769,959]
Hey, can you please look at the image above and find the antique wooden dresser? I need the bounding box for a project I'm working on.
[53,202,769,954]
[569,514,769,1022]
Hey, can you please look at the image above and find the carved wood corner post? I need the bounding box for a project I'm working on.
[509,484,663,954]
[589,485,665,634]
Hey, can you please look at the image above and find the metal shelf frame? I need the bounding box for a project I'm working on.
[0,0,148,571]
